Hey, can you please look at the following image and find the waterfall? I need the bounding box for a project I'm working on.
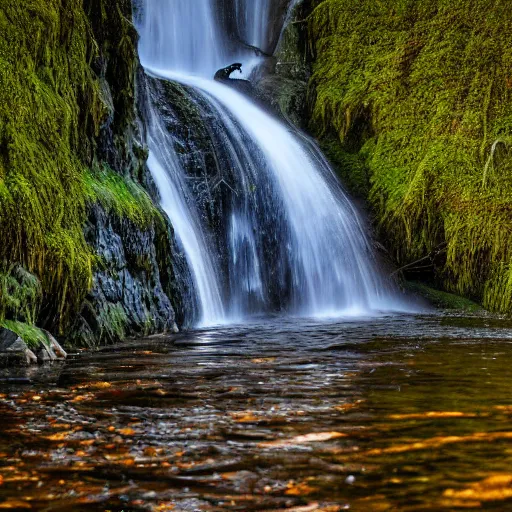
[144,104,226,326]
[136,0,409,326]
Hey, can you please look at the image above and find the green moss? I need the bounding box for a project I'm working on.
[0,320,50,350]
[319,136,371,198]
[84,165,163,229]
[97,302,128,345]
[404,281,482,311]
[0,1,161,339]
[309,0,512,314]
[0,0,104,331]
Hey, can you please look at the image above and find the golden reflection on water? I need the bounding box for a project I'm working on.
[1,315,512,510]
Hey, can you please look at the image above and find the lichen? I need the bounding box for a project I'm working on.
[308,0,512,314]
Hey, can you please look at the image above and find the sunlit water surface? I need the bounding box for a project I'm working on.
[2,313,512,511]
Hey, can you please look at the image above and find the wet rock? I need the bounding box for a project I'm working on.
[36,345,56,364]
[253,1,310,128]
[25,349,38,365]
[74,202,178,346]
[44,332,67,359]
[214,63,254,95]
[0,328,24,352]
[0,328,38,367]
[214,62,243,81]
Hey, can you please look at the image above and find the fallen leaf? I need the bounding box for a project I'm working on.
[118,428,136,436]
[285,481,319,496]
[90,382,112,389]
[154,503,176,511]
[45,431,73,441]
[72,395,90,403]
[251,358,276,364]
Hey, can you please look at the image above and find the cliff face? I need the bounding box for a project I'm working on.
[307,0,512,314]
[0,0,178,346]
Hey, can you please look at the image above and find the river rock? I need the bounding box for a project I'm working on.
[0,328,37,367]
[0,327,67,367]
[45,332,67,359]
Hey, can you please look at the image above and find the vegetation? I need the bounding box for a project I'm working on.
[0,0,103,332]
[0,320,50,350]
[405,281,482,312]
[84,165,163,230]
[308,0,512,314]
[0,0,162,341]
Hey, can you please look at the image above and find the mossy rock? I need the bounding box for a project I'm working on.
[404,281,482,312]
[308,0,512,315]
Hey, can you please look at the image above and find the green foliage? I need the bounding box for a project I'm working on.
[0,266,42,324]
[309,0,512,313]
[0,320,50,349]
[84,165,163,229]
[97,302,128,345]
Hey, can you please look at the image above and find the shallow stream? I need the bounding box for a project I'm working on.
[2,313,512,510]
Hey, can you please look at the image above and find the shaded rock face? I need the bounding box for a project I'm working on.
[68,3,180,345]
[216,0,295,56]
[253,1,310,128]
[73,203,177,346]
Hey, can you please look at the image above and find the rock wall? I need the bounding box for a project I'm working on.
[0,0,179,349]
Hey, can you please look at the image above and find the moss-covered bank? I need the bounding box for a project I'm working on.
[0,0,177,346]
[308,0,512,314]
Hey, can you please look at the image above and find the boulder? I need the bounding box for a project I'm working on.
[0,328,36,367]
[44,330,67,360]
[0,327,67,367]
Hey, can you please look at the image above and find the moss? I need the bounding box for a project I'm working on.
[0,1,162,340]
[84,164,164,229]
[308,0,512,314]
[319,136,371,198]
[97,302,128,345]
[0,0,104,332]
[0,320,50,350]
[404,281,482,312]
[0,266,42,324]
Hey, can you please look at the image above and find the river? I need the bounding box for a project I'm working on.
[2,312,512,510]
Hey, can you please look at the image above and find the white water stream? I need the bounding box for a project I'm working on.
[136,0,409,326]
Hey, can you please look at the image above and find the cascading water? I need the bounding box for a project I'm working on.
[144,105,226,326]
[136,0,409,326]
